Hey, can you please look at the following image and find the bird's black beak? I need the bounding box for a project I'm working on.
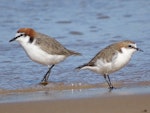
[136,48,143,52]
[9,34,22,42]
[9,37,18,42]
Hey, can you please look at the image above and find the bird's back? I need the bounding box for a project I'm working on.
[35,33,81,56]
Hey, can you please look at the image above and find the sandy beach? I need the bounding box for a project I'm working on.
[0,94,149,113]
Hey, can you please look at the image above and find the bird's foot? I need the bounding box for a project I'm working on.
[40,81,49,86]
[110,86,114,89]
[108,86,117,91]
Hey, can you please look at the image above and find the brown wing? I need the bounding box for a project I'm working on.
[35,33,80,56]
[85,44,118,66]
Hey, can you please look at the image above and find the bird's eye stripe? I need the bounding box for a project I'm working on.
[20,34,23,36]
[17,33,25,38]
[15,34,23,38]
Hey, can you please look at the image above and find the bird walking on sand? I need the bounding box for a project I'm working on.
[76,40,143,89]
[9,28,81,85]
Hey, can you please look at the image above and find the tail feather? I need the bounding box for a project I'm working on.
[76,61,95,70]
[68,50,81,56]
[76,63,88,70]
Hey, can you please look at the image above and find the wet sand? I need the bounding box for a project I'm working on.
[0,82,150,113]
[0,94,149,113]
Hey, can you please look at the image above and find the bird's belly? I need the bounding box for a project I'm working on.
[95,53,131,74]
[95,59,112,74]
[29,53,66,66]
[111,52,131,73]
[22,44,66,66]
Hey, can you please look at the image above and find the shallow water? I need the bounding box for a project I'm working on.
[0,0,150,93]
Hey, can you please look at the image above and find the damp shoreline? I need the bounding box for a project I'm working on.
[0,85,150,113]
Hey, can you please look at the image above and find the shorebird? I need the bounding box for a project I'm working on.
[76,40,143,89]
[9,28,81,85]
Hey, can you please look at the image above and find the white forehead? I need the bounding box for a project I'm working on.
[15,32,24,37]
[130,43,137,48]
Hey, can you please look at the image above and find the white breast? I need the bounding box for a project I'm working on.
[111,47,135,72]
[18,40,66,66]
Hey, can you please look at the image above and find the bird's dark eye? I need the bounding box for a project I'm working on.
[128,45,132,48]
[19,33,27,37]
[19,34,23,37]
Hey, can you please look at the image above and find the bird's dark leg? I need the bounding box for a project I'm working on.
[41,65,55,85]
[107,75,114,89]
[104,74,114,89]
[104,74,111,88]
